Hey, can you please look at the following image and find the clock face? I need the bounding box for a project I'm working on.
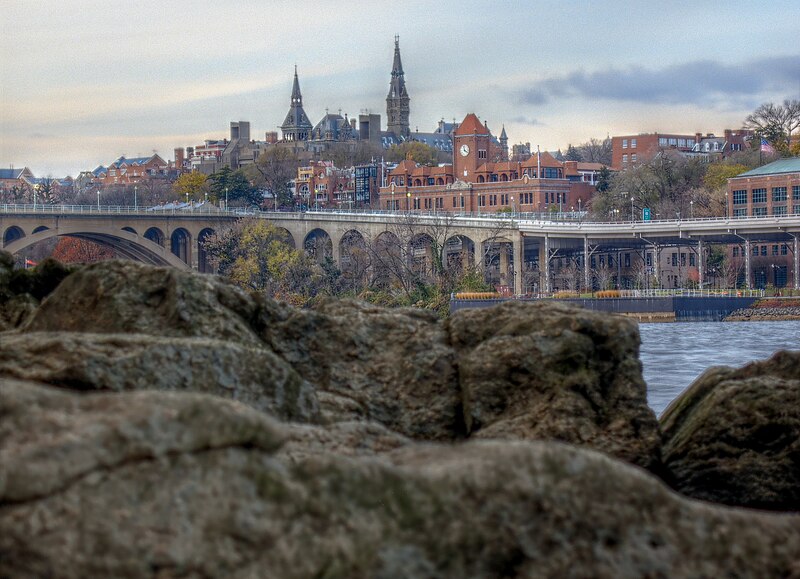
[459,144,470,157]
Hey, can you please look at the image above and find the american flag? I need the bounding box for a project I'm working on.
[760,138,776,154]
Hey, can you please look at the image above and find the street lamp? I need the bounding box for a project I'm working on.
[459,190,463,215]
[510,195,515,218]
[33,185,39,210]
[631,196,635,221]
[690,200,694,219]
[390,182,396,212]
[134,185,138,210]
[96,188,100,210]
[185,192,189,206]
[225,187,228,210]
[406,191,411,212]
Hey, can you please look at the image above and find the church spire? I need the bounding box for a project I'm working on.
[386,35,410,138]
[291,65,302,106]
[281,66,312,142]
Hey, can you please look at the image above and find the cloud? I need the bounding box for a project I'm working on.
[519,55,800,107]
[509,116,543,127]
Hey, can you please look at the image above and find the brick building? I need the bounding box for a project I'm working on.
[727,158,800,218]
[611,130,753,170]
[379,113,597,215]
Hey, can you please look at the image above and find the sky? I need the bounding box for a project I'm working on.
[2,0,799,177]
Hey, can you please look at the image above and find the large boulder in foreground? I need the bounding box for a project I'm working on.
[21,260,262,344]
[0,332,320,423]
[256,298,462,441]
[448,301,661,470]
[0,252,72,330]
[661,350,800,510]
[3,381,800,579]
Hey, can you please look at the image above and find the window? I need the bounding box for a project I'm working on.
[427,178,435,186]
[624,253,631,267]
[734,208,747,217]
[622,154,628,163]
[752,246,759,256]
[772,245,779,256]
[671,253,677,266]
[689,254,696,266]
[681,253,686,267]
[732,190,747,205]
[752,188,767,203]
[478,195,485,207]
[622,139,628,149]
[631,154,637,163]
[759,245,767,256]
[631,139,637,148]
[413,198,421,210]
[773,187,788,202]
[730,143,742,152]
[659,138,668,146]
[753,207,767,216]
[478,150,487,159]
[646,253,652,266]
[669,138,677,146]
[782,245,788,255]
[678,139,686,148]
[794,185,800,201]
[774,205,787,216]
[733,247,739,257]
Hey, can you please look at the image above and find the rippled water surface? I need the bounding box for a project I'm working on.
[639,320,800,415]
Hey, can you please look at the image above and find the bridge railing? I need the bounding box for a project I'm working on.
[0,203,230,215]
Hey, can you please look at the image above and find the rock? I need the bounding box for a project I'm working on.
[0,252,72,330]
[448,300,661,470]
[256,298,463,441]
[277,421,412,463]
[0,332,320,423]
[22,260,262,344]
[3,381,800,579]
[661,350,800,510]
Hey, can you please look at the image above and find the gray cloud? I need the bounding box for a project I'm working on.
[520,56,800,106]
[509,116,543,126]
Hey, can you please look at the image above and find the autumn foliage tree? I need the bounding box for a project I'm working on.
[50,238,115,264]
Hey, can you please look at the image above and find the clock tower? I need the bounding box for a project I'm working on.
[453,113,492,182]
[386,36,410,139]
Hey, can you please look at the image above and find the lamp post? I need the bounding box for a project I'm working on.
[134,185,138,210]
[510,195,515,218]
[390,182,395,212]
[185,192,189,206]
[459,190,463,215]
[33,185,39,210]
[406,191,411,212]
[690,200,694,219]
[631,196,635,222]
[225,187,228,210]
[96,188,100,210]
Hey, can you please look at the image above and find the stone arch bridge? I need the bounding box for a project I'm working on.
[3,205,800,293]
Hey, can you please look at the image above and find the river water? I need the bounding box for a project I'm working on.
[639,320,800,416]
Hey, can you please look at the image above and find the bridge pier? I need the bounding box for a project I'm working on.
[697,239,704,288]
[744,239,752,290]
[514,233,524,296]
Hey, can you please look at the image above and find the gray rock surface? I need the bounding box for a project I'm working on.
[449,300,661,470]
[0,332,320,423]
[3,381,800,579]
[22,259,262,344]
[661,350,800,510]
[256,298,463,441]
[0,252,72,330]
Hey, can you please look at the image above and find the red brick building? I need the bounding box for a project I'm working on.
[379,113,597,214]
[727,158,800,218]
[611,130,753,170]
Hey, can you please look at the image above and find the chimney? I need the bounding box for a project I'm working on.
[695,133,702,144]
[174,148,185,169]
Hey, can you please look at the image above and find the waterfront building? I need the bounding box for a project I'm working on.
[727,158,800,218]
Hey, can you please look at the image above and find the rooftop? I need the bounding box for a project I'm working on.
[736,158,800,177]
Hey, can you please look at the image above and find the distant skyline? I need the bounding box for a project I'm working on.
[2,0,799,177]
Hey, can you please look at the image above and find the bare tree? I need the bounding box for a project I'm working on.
[744,99,800,152]
[578,137,613,165]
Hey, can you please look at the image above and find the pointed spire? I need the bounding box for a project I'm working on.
[500,125,508,140]
[291,65,302,106]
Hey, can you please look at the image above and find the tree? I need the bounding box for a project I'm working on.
[172,172,208,202]
[564,144,583,162]
[578,137,613,165]
[744,99,800,153]
[595,166,612,193]
[385,141,439,166]
[251,147,300,209]
[50,238,115,264]
[207,166,257,207]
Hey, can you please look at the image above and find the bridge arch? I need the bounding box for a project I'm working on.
[170,228,191,263]
[3,226,24,245]
[339,229,368,290]
[304,228,332,262]
[2,227,190,270]
[144,227,165,247]
[122,226,137,235]
[32,226,49,234]
[372,231,402,288]
[445,234,477,271]
[197,228,215,273]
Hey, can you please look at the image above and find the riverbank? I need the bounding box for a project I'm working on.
[725,298,800,321]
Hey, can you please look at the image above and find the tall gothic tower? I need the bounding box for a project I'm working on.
[386,36,410,139]
[281,66,313,142]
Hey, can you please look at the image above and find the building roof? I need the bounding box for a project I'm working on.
[0,168,25,180]
[408,131,452,152]
[736,158,800,177]
[454,113,489,137]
